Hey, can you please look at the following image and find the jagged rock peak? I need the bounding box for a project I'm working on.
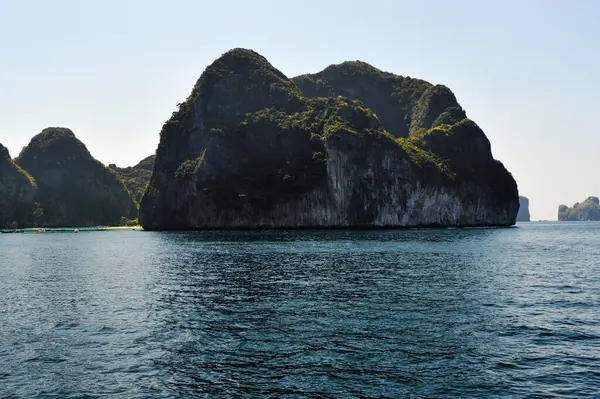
[16,127,94,167]
[155,48,305,173]
[410,84,466,133]
[320,60,393,77]
[207,48,286,76]
[186,47,299,105]
[26,127,78,144]
[133,154,155,171]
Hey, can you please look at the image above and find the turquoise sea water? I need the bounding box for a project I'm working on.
[0,222,599,398]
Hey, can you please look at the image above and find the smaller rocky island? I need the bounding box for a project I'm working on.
[558,197,600,221]
[1,126,157,229]
[11,127,138,227]
[517,196,530,222]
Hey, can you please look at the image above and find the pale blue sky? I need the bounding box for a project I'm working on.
[1,0,598,220]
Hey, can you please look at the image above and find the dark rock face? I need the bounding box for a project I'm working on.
[517,196,530,221]
[140,48,518,230]
[15,128,137,227]
[110,155,155,204]
[559,197,600,221]
[0,144,37,228]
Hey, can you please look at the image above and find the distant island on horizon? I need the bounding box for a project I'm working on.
[559,196,600,221]
[1,48,520,230]
[517,196,530,222]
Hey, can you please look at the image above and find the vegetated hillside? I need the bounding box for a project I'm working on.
[109,155,155,204]
[15,127,137,227]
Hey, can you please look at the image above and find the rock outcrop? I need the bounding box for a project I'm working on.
[140,48,518,230]
[0,144,37,228]
[558,197,600,221]
[15,128,137,227]
[517,196,530,221]
[109,155,155,204]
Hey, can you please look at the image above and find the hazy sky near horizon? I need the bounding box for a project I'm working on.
[1,0,598,220]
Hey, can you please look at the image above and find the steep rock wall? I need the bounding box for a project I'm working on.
[140,48,518,230]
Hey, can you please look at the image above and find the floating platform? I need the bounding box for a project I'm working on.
[1,227,142,234]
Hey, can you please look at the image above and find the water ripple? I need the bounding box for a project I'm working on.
[0,223,599,397]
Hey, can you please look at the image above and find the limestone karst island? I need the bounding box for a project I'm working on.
[517,196,530,222]
[559,196,600,221]
[1,48,521,230]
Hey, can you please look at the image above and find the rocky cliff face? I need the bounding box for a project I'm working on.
[0,144,37,228]
[109,155,155,204]
[559,197,600,221]
[517,196,530,221]
[140,48,518,230]
[15,128,137,227]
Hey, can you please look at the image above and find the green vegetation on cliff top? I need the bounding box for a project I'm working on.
[293,61,465,138]
[155,49,460,181]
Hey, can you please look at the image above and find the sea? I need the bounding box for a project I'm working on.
[0,222,598,398]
